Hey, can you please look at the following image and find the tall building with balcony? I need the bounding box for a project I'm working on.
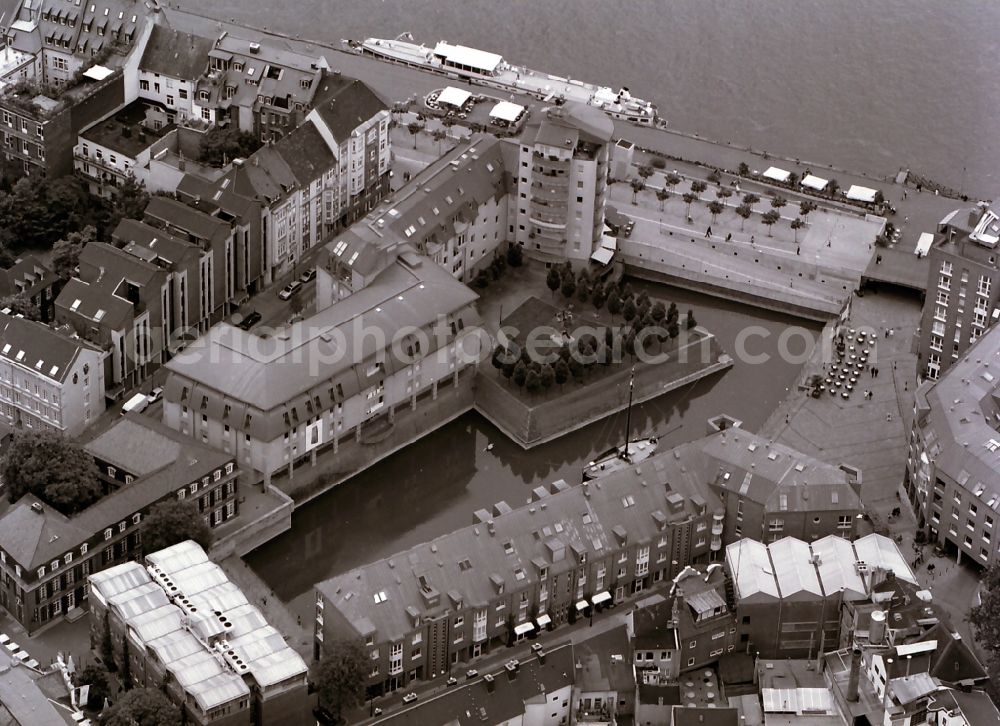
[0,309,105,435]
[917,203,1000,380]
[908,321,1000,567]
[514,103,613,263]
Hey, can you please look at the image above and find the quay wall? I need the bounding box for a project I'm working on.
[473,329,731,449]
[210,486,295,559]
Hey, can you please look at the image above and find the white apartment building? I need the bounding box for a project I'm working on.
[0,310,105,436]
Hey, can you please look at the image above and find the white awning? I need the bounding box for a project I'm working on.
[591,247,615,264]
[438,86,472,108]
[514,622,535,635]
[801,174,829,191]
[939,209,959,227]
[575,599,590,611]
[82,64,114,81]
[489,101,524,123]
[762,166,791,183]
[591,591,612,605]
[915,233,934,256]
[846,185,878,203]
[434,42,503,74]
[536,614,552,627]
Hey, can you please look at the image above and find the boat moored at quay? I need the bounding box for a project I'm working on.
[349,35,659,126]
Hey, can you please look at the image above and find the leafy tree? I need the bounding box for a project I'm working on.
[621,282,634,300]
[76,664,111,711]
[197,126,263,166]
[491,345,506,370]
[622,298,637,323]
[554,359,570,386]
[667,301,679,324]
[790,218,805,242]
[707,200,724,224]
[512,360,527,387]
[525,369,542,393]
[0,176,103,251]
[690,180,708,199]
[761,209,780,236]
[52,225,97,280]
[668,319,680,339]
[737,161,750,176]
[827,178,840,197]
[637,164,653,179]
[970,563,1000,678]
[682,192,698,218]
[716,187,733,202]
[742,192,760,210]
[568,355,585,383]
[101,687,179,726]
[655,187,670,211]
[770,195,787,212]
[315,639,369,723]
[406,121,424,149]
[649,155,667,169]
[560,276,576,299]
[735,203,753,231]
[501,358,516,381]
[651,300,666,323]
[873,190,885,206]
[706,170,721,184]
[630,178,645,203]
[431,128,448,154]
[591,283,606,311]
[799,200,817,217]
[105,177,150,235]
[577,281,590,303]
[506,243,523,267]
[0,292,40,320]
[607,294,622,322]
[473,269,490,288]
[663,173,682,195]
[140,499,212,554]
[539,363,555,390]
[686,309,697,330]
[2,430,100,512]
[546,267,561,296]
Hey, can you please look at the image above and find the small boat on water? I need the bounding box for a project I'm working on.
[582,369,658,480]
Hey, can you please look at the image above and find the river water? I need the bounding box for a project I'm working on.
[246,285,821,614]
[176,0,998,196]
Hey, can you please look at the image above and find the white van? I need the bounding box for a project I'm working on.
[121,392,149,415]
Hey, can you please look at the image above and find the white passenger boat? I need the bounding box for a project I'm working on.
[350,35,659,126]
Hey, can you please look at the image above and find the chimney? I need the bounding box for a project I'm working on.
[537,649,546,665]
[847,648,862,702]
[484,673,495,693]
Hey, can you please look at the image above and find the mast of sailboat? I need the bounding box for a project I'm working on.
[622,368,635,460]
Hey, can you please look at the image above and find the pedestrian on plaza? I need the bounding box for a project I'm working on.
[916,183,922,193]
[886,413,893,422]
[876,255,882,264]
[827,240,831,247]
[884,329,889,339]
[750,235,755,245]
[903,189,908,200]
[706,226,713,238]
[796,246,800,255]
[874,366,879,377]
[726,232,732,242]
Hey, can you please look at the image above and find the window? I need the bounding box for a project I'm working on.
[139,79,149,91]
[179,88,188,100]
[104,528,112,540]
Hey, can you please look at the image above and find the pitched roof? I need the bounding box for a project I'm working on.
[140,25,212,80]
[0,417,232,570]
[0,653,67,726]
[310,78,386,142]
[0,311,97,383]
[574,625,635,693]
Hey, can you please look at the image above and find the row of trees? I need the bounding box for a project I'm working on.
[472,244,523,288]
[631,165,822,240]
[197,125,263,167]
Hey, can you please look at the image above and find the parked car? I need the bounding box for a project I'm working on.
[402,692,418,704]
[299,267,316,283]
[277,281,303,300]
[623,220,635,237]
[237,310,262,330]
[147,386,164,404]
[446,677,458,687]
[121,392,149,416]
